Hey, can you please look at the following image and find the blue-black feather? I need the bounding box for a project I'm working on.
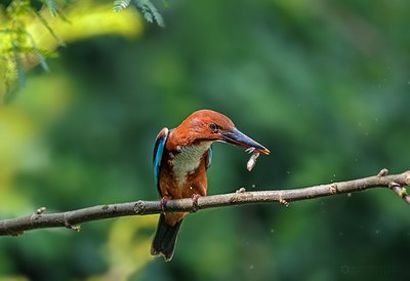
[153,128,169,188]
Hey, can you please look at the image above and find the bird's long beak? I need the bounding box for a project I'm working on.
[222,128,270,155]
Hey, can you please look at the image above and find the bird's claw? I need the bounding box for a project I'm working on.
[191,194,201,212]
[160,197,168,214]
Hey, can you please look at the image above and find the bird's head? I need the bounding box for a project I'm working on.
[177,109,270,155]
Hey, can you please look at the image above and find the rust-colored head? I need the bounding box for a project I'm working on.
[174,109,270,154]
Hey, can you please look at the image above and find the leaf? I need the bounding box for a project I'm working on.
[41,0,58,16]
[113,0,132,12]
[36,52,50,72]
[112,0,165,27]
[24,30,50,72]
[12,44,25,88]
[134,0,165,27]
[1,0,143,98]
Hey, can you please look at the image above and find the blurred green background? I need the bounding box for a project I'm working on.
[1,0,409,280]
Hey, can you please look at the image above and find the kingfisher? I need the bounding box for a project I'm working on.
[151,109,270,261]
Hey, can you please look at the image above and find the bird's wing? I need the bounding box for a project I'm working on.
[153,127,169,192]
[205,145,212,170]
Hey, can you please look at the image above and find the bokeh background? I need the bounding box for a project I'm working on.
[1,0,409,280]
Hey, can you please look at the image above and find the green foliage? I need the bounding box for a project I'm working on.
[41,0,58,16]
[134,0,164,27]
[0,0,161,102]
[113,0,165,27]
[0,0,63,100]
[1,0,410,280]
[113,0,132,12]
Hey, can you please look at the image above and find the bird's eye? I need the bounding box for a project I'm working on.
[209,123,219,132]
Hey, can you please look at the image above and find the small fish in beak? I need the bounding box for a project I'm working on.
[245,147,260,172]
[220,127,269,171]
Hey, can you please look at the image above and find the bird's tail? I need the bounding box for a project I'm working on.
[151,213,183,262]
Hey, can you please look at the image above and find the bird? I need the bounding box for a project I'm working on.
[151,109,270,261]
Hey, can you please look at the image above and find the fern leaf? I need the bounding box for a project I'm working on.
[134,0,165,27]
[11,43,25,88]
[37,52,50,72]
[42,0,58,16]
[113,0,132,12]
[25,31,50,72]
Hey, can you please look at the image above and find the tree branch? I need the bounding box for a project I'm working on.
[1,169,409,236]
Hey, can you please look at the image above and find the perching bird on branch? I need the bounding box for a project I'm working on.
[151,109,270,261]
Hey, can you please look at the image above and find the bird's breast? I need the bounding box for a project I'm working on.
[170,141,212,186]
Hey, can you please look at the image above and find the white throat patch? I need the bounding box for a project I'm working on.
[171,141,212,186]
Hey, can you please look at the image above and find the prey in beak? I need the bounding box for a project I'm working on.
[221,127,270,171]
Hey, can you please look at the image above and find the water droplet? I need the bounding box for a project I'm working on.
[347,193,352,197]
[270,228,275,233]
[249,264,254,270]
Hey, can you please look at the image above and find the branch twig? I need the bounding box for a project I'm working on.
[1,169,409,236]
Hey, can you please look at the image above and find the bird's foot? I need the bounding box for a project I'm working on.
[160,197,169,214]
[191,194,201,212]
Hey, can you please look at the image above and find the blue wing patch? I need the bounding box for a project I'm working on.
[206,145,212,169]
[153,128,169,189]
